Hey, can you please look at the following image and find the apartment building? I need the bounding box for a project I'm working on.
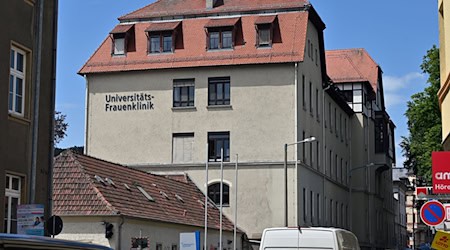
[79,1,395,249]
[0,0,58,234]
[438,0,450,151]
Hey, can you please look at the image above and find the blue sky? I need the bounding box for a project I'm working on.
[56,0,439,167]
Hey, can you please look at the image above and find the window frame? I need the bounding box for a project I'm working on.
[172,133,194,163]
[148,31,174,54]
[208,182,230,206]
[256,24,273,48]
[208,132,230,162]
[4,174,21,234]
[208,77,230,106]
[208,28,234,50]
[173,79,195,107]
[9,46,26,116]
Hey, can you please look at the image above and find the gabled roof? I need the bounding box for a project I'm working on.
[326,48,381,92]
[53,151,237,231]
[119,0,309,21]
[79,11,309,74]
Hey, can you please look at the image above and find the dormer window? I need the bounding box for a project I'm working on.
[255,15,277,48]
[109,24,135,56]
[146,21,181,54]
[205,17,240,50]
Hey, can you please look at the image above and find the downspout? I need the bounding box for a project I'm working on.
[322,83,331,225]
[84,75,89,154]
[47,0,58,219]
[118,215,124,249]
[294,62,298,226]
[30,0,45,204]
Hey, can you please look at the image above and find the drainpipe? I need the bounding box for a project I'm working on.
[294,62,298,227]
[118,215,124,249]
[30,0,45,204]
[47,0,58,218]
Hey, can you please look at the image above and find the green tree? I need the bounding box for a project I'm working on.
[54,111,68,144]
[401,45,442,182]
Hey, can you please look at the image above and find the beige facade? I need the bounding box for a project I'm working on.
[438,0,450,150]
[56,216,240,250]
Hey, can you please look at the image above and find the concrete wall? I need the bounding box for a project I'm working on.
[86,64,295,165]
[438,0,450,150]
[56,216,241,250]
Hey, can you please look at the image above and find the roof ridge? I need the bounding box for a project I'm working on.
[68,151,120,215]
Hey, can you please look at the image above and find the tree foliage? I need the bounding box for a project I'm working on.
[54,111,68,144]
[401,45,442,182]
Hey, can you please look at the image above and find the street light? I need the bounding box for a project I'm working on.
[284,136,316,227]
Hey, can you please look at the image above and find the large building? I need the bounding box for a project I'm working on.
[79,0,396,249]
[1,0,58,233]
[438,0,450,151]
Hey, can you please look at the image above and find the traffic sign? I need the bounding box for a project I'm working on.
[421,200,446,227]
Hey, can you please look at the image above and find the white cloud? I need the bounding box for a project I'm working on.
[383,72,424,92]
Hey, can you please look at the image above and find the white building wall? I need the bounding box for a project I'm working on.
[56,216,241,250]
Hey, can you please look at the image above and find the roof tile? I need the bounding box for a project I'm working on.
[53,151,238,232]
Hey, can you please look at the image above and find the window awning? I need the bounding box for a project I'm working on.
[255,15,277,25]
[205,17,240,28]
[109,24,134,34]
[145,21,181,32]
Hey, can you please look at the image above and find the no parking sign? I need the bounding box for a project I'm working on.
[421,200,446,227]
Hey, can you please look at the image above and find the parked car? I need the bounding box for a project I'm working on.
[259,227,360,250]
[0,233,113,250]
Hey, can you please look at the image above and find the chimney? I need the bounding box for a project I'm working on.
[206,0,223,9]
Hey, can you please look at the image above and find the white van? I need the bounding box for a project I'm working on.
[259,227,360,250]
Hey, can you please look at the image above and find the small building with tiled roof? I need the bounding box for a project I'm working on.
[78,0,397,249]
[53,150,243,249]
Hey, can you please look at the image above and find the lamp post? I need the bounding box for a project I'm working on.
[284,136,316,227]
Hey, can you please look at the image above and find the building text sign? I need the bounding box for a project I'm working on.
[433,152,450,194]
[105,92,154,112]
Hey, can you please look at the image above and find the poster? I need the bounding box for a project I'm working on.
[17,204,44,236]
[180,231,200,250]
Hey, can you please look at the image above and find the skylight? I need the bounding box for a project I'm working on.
[160,191,170,199]
[105,178,116,187]
[137,186,155,202]
[124,184,131,191]
[94,175,106,185]
[175,194,184,203]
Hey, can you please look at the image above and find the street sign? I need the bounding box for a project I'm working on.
[432,230,450,250]
[421,200,446,227]
[446,204,450,221]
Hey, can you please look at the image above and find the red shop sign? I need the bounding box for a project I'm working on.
[432,152,450,194]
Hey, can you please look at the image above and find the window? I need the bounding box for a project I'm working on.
[309,82,313,114]
[334,108,337,135]
[172,133,194,163]
[303,188,307,223]
[208,132,230,162]
[208,30,233,50]
[208,77,230,106]
[329,102,332,132]
[329,150,332,177]
[307,40,311,57]
[316,193,320,224]
[9,46,26,116]
[208,182,229,206]
[149,32,173,53]
[302,75,306,108]
[4,175,21,233]
[340,158,343,183]
[302,131,306,162]
[113,34,125,55]
[330,199,333,225]
[257,25,272,47]
[310,190,313,223]
[110,24,134,56]
[172,245,178,250]
[316,89,320,120]
[173,79,195,107]
[316,141,320,170]
[156,243,163,250]
[315,48,318,66]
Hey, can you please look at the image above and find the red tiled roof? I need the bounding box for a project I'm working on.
[119,0,309,21]
[205,17,240,28]
[53,151,237,232]
[145,21,181,32]
[79,12,308,74]
[326,48,380,92]
[255,15,277,25]
[110,24,134,34]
